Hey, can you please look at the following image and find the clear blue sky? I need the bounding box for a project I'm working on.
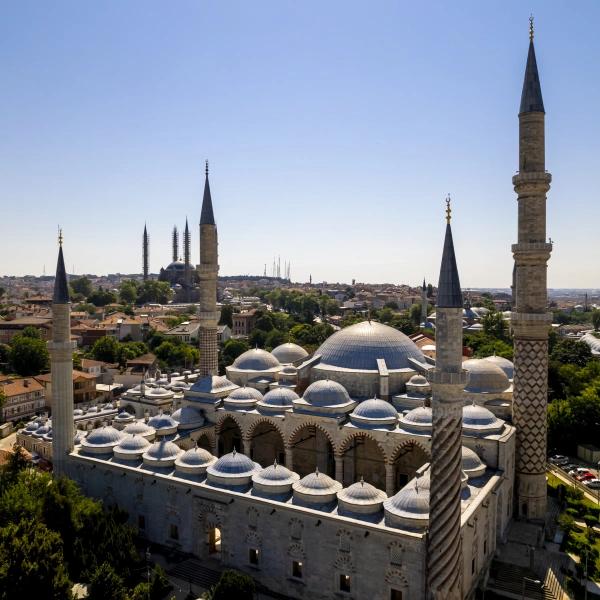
[2,1,599,287]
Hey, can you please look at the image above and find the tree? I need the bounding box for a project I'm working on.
[409,303,422,324]
[88,562,127,600]
[70,276,93,298]
[0,519,72,600]
[90,336,120,363]
[219,305,234,328]
[21,326,42,339]
[221,339,250,366]
[550,339,592,368]
[136,280,173,305]
[208,570,255,600]
[88,287,117,307]
[0,343,10,365]
[427,283,433,298]
[119,281,139,305]
[481,311,506,339]
[9,334,49,376]
[592,310,600,331]
[384,301,399,310]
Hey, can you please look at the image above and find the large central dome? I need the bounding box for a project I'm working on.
[315,321,424,371]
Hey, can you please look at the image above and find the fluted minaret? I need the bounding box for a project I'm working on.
[184,218,192,303]
[49,233,75,476]
[421,278,428,326]
[426,199,466,599]
[512,18,552,521]
[172,226,179,263]
[198,161,219,376]
[143,224,149,281]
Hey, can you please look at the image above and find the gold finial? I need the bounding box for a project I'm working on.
[205,159,209,176]
[58,228,63,247]
[445,194,452,224]
[529,15,534,42]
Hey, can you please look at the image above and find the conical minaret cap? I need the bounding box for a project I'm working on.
[53,244,69,304]
[200,161,216,225]
[436,222,462,308]
[519,31,544,114]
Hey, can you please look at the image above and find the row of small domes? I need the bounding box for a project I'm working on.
[231,343,309,371]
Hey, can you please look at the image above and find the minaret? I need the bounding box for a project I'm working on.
[49,232,75,477]
[198,160,219,377]
[184,218,191,302]
[426,198,465,599]
[143,224,149,281]
[172,226,179,263]
[511,17,552,521]
[420,278,428,326]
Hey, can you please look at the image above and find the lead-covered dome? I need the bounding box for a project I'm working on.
[463,359,510,393]
[147,413,178,435]
[233,348,280,371]
[302,380,351,407]
[461,446,486,479]
[257,387,298,414]
[142,439,182,467]
[206,449,261,487]
[350,398,398,428]
[337,478,387,515]
[123,421,156,440]
[113,434,151,460]
[80,425,123,454]
[315,321,424,370]
[223,387,263,410]
[171,406,205,429]
[462,403,504,436]
[399,405,432,433]
[175,447,216,475]
[482,355,514,380]
[293,468,342,505]
[384,473,430,530]
[271,343,308,364]
[252,461,300,495]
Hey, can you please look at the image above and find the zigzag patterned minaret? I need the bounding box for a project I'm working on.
[172,226,179,263]
[512,18,552,520]
[49,233,75,476]
[421,278,427,326]
[184,218,192,303]
[426,199,465,599]
[198,161,219,377]
[143,224,149,281]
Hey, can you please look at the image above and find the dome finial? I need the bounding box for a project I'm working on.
[445,194,452,224]
[273,458,278,468]
[315,466,320,476]
[415,472,420,493]
[529,14,534,42]
[205,159,209,177]
[58,227,63,247]
[232,446,237,457]
[360,475,365,487]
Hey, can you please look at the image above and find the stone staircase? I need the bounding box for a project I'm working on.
[167,558,222,590]
[487,561,553,599]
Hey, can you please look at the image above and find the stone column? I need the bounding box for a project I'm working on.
[285,446,293,469]
[385,463,395,497]
[242,436,252,458]
[334,454,344,484]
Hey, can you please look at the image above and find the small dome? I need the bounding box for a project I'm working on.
[171,406,205,429]
[142,439,182,466]
[463,359,510,394]
[315,320,424,371]
[114,434,151,459]
[175,447,216,474]
[399,406,432,432]
[408,374,428,386]
[81,426,123,453]
[166,260,185,271]
[233,348,281,371]
[252,461,300,495]
[113,411,135,423]
[293,468,342,497]
[462,403,504,435]
[384,473,430,528]
[257,387,299,413]
[223,387,263,410]
[147,413,178,434]
[481,355,514,380]
[280,366,297,375]
[23,419,43,434]
[461,446,486,479]
[123,421,156,439]
[73,409,84,416]
[350,398,398,428]
[145,386,173,398]
[271,342,309,364]
[42,428,53,441]
[303,380,351,407]
[337,478,387,515]
[189,375,237,394]
[206,449,261,486]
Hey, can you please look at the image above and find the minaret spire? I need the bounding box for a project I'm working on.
[49,235,75,476]
[200,159,216,225]
[512,18,552,520]
[184,218,191,303]
[172,226,179,263]
[426,202,466,598]
[143,224,149,281]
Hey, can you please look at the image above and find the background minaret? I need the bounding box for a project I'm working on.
[143,224,149,281]
[511,17,552,521]
[198,160,219,377]
[420,278,428,326]
[426,198,465,599]
[184,218,192,303]
[172,225,179,263]
[49,232,75,477]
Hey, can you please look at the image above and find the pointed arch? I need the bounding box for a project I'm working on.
[339,430,388,462]
[288,420,338,454]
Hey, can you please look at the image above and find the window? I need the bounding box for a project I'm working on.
[170,524,179,540]
[471,557,476,575]
[249,548,259,565]
[339,574,351,593]
[208,528,221,555]
[292,560,303,579]
[138,515,146,530]
[390,590,403,600]
[484,539,488,555]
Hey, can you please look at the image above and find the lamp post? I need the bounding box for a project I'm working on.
[521,577,541,600]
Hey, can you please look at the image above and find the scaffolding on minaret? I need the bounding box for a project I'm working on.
[143,224,149,281]
[172,226,179,263]
[184,218,191,302]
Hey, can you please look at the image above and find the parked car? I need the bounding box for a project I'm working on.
[585,479,600,489]
[576,473,594,482]
[564,464,578,471]
[550,454,567,464]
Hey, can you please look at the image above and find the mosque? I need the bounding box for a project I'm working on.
[39,24,551,600]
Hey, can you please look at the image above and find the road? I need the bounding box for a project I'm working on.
[549,464,600,506]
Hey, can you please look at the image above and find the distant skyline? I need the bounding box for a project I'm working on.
[2,2,599,287]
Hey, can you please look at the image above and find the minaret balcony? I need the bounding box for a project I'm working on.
[512,171,551,192]
[427,370,467,386]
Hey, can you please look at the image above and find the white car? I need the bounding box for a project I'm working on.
[585,479,600,489]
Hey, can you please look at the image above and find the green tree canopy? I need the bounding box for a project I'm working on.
[70,276,93,298]
[136,280,173,305]
[219,305,234,328]
[88,287,117,307]
[9,334,49,376]
[90,336,120,363]
[88,562,127,600]
[550,339,592,367]
[119,280,139,305]
[592,309,600,331]
[209,570,255,600]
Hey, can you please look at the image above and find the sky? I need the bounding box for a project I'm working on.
[1,1,599,287]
